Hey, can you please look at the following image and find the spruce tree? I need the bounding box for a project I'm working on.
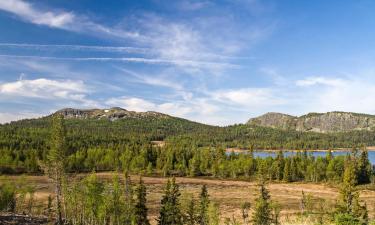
[357,148,372,184]
[46,114,67,225]
[198,185,210,225]
[185,196,196,225]
[157,178,183,225]
[252,182,272,225]
[134,177,150,225]
[124,173,135,225]
[335,162,368,225]
[283,158,291,182]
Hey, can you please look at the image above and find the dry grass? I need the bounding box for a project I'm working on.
[1,173,375,224]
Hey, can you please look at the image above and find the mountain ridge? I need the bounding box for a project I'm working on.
[247,111,375,133]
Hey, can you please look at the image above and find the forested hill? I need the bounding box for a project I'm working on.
[1,108,375,153]
[247,111,375,133]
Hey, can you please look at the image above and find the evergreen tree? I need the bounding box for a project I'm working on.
[335,162,368,225]
[198,185,210,225]
[184,196,197,225]
[283,158,291,182]
[252,182,272,225]
[357,148,372,184]
[124,173,135,225]
[134,177,150,225]
[46,114,67,225]
[157,178,183,225]
[275,151,284,181]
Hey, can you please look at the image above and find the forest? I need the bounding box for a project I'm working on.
[1,115,375,225]
[1,114,375,175]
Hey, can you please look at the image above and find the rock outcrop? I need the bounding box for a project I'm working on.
[247,112,375,133]
[55,107,170,121]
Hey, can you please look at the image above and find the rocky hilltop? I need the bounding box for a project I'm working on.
[247,112,375,133]
[55,107,170,121]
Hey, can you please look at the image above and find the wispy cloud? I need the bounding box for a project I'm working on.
[0,0,141,39]
[296,76,346,87]
[0,43,149,54]
[0,0,74,28]
[0,54,238,70]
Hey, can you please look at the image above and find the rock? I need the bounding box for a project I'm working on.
[54,107,170,120]
[247,111,375,133]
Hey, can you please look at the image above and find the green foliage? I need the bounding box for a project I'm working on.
[198,185,209,225]
[134,177,150,225]
[157,178,183,225]
[0,182,16,212]
[335,161,369,225]
[252,182,272,225]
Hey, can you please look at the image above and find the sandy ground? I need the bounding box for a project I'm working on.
[1,173,375,224]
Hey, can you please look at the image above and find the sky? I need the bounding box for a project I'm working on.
[1,0,375,125]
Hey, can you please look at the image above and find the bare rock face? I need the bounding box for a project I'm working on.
[247,112,375,133]
[55,107,170,121]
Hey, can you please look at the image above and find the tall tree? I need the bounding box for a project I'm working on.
[357,148,372,184]
[157,178,183,225]
[134,177,150,225]
[335,162,368,225]
[252,182,272,225]
[46,114,67,225]
[198,185,210,225]
[124,172,134,225]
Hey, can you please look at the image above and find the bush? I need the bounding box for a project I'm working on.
[335,213,361,225]
[0,183,16,212]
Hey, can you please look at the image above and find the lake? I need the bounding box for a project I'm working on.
[234,150,375,164]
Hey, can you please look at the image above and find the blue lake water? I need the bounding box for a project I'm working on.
[237,151,375,164]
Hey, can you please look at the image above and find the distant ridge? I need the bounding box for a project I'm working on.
[247,111,375,133]
[55,107,171,121]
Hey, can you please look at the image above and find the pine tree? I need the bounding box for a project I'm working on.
[134,177,150,225]
[124,173,135,225]
[335,162,368,225]
[46,114,67,225]
[198,185,210,225]
[157,178,183,225]
[275,151,284,181]
[252,182,272,225]
[185,196,196,225]
[357,148,372,184]
[283,158,291,182]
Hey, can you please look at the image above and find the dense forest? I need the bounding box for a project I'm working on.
[1,114,375,175]
[0,115,373,186]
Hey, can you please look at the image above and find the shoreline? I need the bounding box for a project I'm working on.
[226,146,375,153]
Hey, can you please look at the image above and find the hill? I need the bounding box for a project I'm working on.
[247,111,375,133]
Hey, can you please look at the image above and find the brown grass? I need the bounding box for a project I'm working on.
[1,173,375,224]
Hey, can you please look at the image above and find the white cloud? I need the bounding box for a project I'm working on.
[296,76,345,87]
[294,76,375,114]
[0,0,74,28]
[0,0,140,39]
[0,78,87,97]
[0,78,98,107]
[211,88,284,107]
[0,43,149,54]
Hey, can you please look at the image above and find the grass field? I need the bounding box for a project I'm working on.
[1,173,375,224]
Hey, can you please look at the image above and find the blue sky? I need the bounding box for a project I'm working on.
[1,0,375,125]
